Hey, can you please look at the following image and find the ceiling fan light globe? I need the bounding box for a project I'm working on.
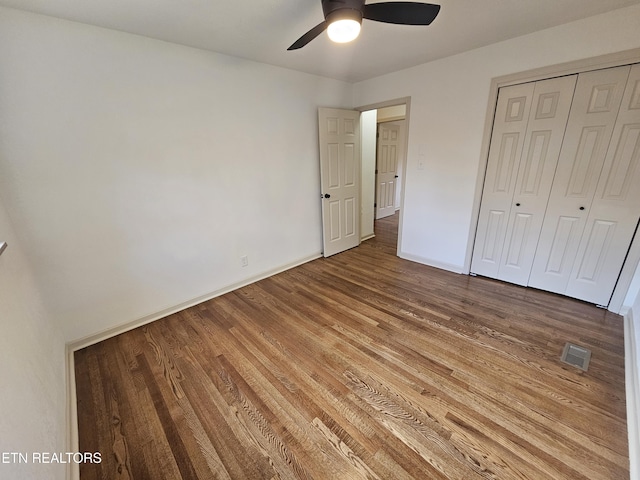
[327,19,361,43]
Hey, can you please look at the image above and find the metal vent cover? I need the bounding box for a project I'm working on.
[561,343,591,371]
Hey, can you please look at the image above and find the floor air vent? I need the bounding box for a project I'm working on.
[561,343,591,371]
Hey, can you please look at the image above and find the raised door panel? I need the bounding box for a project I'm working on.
[566,63,640,304]
[497,75,577,285]
[375,123,400,220]
[319,108,361,257]
[471,82,535,278]
[529,65,631,294]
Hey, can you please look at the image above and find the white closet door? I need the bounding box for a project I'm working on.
[497,75,577,286]
[471,82,534,278]
[565,63,640,305]
[528,65,631,295]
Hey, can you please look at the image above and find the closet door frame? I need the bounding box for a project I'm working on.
[466,47,640,313]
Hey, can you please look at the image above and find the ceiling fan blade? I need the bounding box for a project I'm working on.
[363,2,440,25]
[287,21,329,50]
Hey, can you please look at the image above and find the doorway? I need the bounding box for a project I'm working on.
[358,98,410,255]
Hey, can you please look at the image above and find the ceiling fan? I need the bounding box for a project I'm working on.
[287,0,441,50]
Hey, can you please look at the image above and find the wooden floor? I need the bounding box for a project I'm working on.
[75,212,629,479]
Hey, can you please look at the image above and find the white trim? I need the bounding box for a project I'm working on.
[611,231,640,314]
[361,233,376,242]
[463,76,499,274]
[624,309,640,480]
[66,346,79,480]
[464,48,640,313]
[67,252,322,351]
[377,115,405,123]
[355,96,411,113]
[398,251,465,274]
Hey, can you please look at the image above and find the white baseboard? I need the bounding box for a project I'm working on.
[67,253,322,352]
[398,251,465,274]
[64,252,322,480]
[624,309,640,480]
[361,233,375,242]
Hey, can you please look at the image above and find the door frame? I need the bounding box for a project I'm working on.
[466,47,640,313]
[356,96,411,257]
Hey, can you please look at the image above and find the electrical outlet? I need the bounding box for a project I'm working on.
[240,255,249,267]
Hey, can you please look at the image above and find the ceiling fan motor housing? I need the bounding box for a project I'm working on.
[322,0,366,21]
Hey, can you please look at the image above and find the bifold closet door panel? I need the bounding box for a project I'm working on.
[566,63,640,305]
[528,65,631,296]
[496,75,577,286]
[471,82,535,279]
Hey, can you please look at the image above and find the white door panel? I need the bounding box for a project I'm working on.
[471,82,535,278]
[319,108,361,257]
[566,64,640,304]
[375,123,400,219]
[497,75,577,285]
[529,65,631,294]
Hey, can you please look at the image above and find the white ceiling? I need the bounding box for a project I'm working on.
[1,0,639,82]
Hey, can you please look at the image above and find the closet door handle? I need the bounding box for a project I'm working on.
[516,203,521,207]
[579,206,585,211]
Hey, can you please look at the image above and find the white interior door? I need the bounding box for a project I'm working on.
[375,123,400,219]
[528,65,631,297]
[318,108,361,257]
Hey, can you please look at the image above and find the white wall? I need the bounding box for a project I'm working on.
[0,7,353,342]
[353,4,640,272]
[0,199,66,480]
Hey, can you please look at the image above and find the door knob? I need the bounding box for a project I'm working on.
[516,203,521,207]
[579,206,585,210]
[323,193,331,199]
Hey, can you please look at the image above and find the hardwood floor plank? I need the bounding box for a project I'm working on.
[75,212,629,479]
[179,349,278,478]
[74,349,110,480]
